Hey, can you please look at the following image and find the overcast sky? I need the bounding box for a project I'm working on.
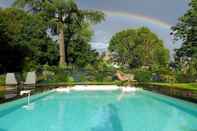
[0,0,189,55]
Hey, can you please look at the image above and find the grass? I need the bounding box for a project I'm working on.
[147,82,197,91]
[0,86,5,98]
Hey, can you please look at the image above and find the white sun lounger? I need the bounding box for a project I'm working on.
[24,71,36,89]
[5,73,18,98]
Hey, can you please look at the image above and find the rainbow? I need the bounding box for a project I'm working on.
[103,10,172,29]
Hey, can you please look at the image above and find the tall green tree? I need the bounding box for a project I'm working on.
[109,27,169,69]
[14,0,105,66]
[66,23,99,67]
[171,0,197,74]
[0,8,26,73]
[0,8,58,73]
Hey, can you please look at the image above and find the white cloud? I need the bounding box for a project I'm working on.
[91,42,108,53]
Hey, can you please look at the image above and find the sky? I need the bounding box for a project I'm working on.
[0,0,189,55]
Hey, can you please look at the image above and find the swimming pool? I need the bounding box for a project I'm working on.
[0,89,197,131]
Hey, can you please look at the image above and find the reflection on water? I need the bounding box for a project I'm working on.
[22,103,35,111]
[91,104,123,131]
[42,96,54,101]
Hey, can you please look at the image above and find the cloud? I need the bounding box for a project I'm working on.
[0,0,13,7]
[91,42,108,53]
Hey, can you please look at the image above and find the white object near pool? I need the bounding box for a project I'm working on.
[55,85,139,92]
[20,90,31,96]
[20,90,31,107]
[56,87,70,92]
[5,73,17,85]
[24,71,36,87]
[5,73,18,99]
[71,85,120,91]
[122,87,138,92]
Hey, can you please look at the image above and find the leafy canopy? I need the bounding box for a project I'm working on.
[0,8,58,73]
[171,0,197,75]
[109,27,170,69]
[14,0,105,66]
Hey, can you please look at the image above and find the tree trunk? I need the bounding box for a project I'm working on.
[65,40,69,65]
[59,28,66,66]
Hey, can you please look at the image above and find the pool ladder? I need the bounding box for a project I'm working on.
[20,90,31,105]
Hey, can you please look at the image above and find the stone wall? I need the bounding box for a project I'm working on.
[139,83,197,103]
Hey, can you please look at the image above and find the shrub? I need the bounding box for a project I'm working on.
[133,69,152,82]
[160,74,176,83]
[79,75,87,82]
[0,75,5,85]
[175,72,197,83]
[48,67,75,83]
[0,75,5,98]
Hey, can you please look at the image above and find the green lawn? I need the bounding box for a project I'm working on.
[0,86,5,97]
[148,83,197,91]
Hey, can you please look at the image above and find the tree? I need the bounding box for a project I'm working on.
[109,27,169,69]
[0,8,58,73]
[0,8,26,73]
[65,23,99,67]
[171,0,197,74]
[14,0,105,66]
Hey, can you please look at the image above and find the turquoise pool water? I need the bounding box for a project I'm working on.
[0,90,197,131]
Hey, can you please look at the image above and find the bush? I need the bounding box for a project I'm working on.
[175,72,197,83]
[83,62,116,82]
[93,70,115,82]
[160,74,176,83]
[36,63,117,84]
[39,66,75,83]
[0,75,5,85]
[0,75,5,98]
[133,69,152,82]
[79,75,87,82]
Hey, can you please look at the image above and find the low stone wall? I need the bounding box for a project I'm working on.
[1,83,197,104]
[139,83,197,103]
